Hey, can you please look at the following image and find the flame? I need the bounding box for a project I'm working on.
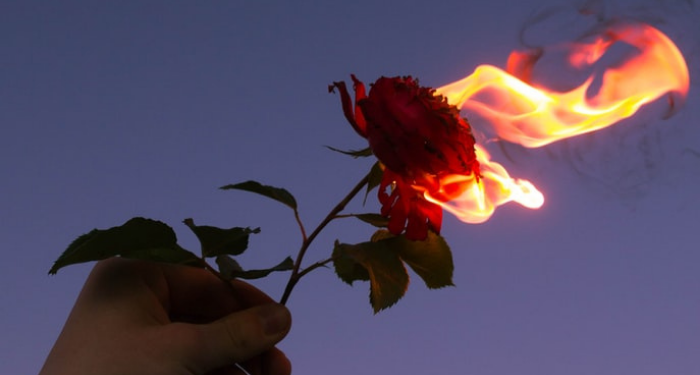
[425,145,544,223]
[429,21,689,223]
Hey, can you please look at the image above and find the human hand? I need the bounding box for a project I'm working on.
[40,258,292,375]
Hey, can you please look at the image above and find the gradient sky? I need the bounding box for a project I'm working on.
[2,1,699,374]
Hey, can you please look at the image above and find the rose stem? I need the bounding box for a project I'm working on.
[279,173,370,305]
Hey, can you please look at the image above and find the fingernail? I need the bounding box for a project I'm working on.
[258,304,291,336]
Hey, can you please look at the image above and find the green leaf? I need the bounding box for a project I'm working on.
[333,230,454,312]
[364,162,384,204]
[353,213,389,228]
[183,218,260,257]
[50,217,200,274]
[370,229,395,242]
[217,256,294,280]
[332,240,370,285]
[215,255,244,280]
[394,231,454,289]
[220,180,297,210]
[367,229,453,288]
[333,240,409,313]
[325,146,373,158]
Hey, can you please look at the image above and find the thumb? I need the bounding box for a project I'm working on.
[177,303,292,372]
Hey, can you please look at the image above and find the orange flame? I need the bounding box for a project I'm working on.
[430,21,689,223]
[425,145,544,223]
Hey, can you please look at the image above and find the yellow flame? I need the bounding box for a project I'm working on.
[425,145,544,223]
[437,22,689,148]
[429,21,689,223]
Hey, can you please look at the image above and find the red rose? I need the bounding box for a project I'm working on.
[330,75,480,240]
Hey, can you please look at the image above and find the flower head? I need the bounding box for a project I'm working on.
[330,75,480,240]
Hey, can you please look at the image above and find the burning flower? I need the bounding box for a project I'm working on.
[330,75,480,240]
[50,15,690,323]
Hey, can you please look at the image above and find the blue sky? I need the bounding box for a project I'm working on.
[2,1,699,374]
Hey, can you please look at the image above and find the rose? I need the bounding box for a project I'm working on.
[330,75,480,240]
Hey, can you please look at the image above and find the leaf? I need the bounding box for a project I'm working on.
[353,213,389,228]
[325,145,373,158]
[367,229,453,288]
[220,180,297,210]
[364,162,384,204]
[333,230,454,312]
[393,231,454,289]
[333,240,409,313]
[332,240,370,285]
[50,217,200,274]
[215,255,244,279]
[217,256,294,280]
[370,229,394,242]
[183,218,260,257]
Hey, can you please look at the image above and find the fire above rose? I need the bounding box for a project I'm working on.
[332,19,690,233]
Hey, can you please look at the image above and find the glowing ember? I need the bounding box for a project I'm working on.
[429,20,689,223]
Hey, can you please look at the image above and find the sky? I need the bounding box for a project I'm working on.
[2,1,699,374]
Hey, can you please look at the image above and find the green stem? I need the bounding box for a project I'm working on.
[297,255,338,279]
[293,208,308,243]
[279,173,370,305]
